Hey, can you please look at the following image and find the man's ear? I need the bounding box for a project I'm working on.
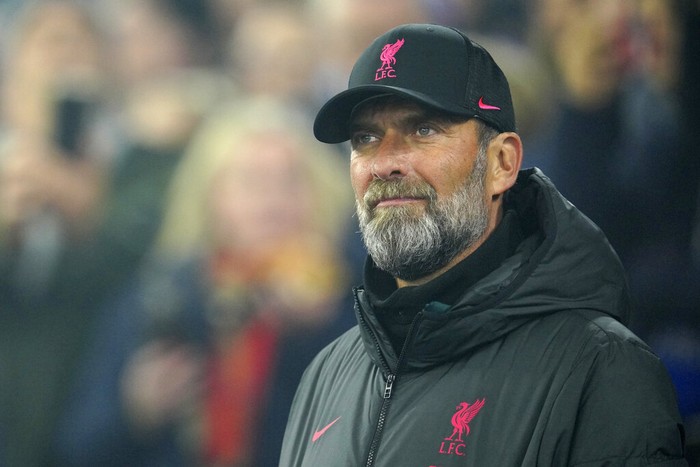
[488,132,523,197]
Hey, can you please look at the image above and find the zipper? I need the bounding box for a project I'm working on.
[365,376,392,467]
[383,374,395,399]
[355,289,422,467]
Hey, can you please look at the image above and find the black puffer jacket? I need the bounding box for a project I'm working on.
[279,169,687,466]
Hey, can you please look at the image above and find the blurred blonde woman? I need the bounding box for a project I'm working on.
[157,96,353,319]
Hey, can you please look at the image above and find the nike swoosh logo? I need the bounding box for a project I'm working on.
[478,96,501,110]
[312,416,341,442]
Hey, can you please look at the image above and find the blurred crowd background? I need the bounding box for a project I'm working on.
[0,0,697,465]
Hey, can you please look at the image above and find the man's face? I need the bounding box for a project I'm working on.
[349,98,491,282]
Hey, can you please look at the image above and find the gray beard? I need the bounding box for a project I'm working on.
[356,151,489,281]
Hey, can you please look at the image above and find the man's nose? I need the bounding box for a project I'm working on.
[370,132,410,181]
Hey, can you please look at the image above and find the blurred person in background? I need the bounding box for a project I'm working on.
[105,0,220,87]
[53,97,356,466]
[528,0,696,320]
[527,0,700,460]
[663,0,700,459]
[94,0,231,259]
[204,0,257,49]
[0,2,116,465]
[0,0,230,465]
[0,0,111,298]
[225,2,316,113]
[425,0,529,43]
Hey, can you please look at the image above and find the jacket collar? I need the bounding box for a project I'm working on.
[354,168,632,373]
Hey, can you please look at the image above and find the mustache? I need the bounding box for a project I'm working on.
[362,179,437,209]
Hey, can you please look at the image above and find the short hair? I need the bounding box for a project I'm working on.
[476,119,500,155]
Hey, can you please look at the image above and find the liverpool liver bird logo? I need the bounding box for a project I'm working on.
[378,38,404,71]
[445,399,486,442]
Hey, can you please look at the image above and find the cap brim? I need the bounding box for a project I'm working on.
[313,85,469,144]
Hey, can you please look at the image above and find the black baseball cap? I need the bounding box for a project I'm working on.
[313,23,516,144]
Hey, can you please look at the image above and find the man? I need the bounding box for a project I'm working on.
[279,23,687,466]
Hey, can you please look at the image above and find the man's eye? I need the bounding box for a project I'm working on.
[416,125,436,137]
[351,132,376,147]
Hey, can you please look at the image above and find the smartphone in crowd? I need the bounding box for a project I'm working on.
[53,93,94,158]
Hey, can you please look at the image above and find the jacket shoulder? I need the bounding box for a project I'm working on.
[305,325,362,370]
[546,310,687,465]
[570,309,655,359]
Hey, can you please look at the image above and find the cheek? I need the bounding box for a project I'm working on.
[350,158,370,201]
[435,149,479,194]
